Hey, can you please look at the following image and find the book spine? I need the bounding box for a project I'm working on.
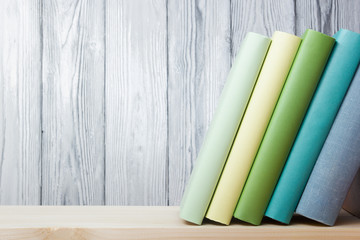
[265,29,360,224]
[296,66,360,226]
[180,32,271,225]
[233,29,335,225]
[343,169,360,218]
[205,32,301,225]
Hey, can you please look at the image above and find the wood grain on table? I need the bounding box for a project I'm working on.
[0,206,359,240]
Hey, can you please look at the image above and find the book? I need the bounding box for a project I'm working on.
[343,169,360,218]
[296,66,360,226]
[179,32,271,225]
[265,29,360,224]
[205,31,301,225]
[233,29,335,225]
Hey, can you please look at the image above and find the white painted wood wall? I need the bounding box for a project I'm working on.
[0,0,359,205]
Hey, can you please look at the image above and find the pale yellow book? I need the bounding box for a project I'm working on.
[205,31,301,225]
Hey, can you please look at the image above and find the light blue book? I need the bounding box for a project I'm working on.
[295,64,360,226]
[265,29,360,224]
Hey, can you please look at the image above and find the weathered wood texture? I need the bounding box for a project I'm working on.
[41,0,105,205]
[295,0,360,36]
[105,0,168,205]
[167,0,231,205]
[231,0,296,61]
[0,0,42,204]
[0,0,359,205]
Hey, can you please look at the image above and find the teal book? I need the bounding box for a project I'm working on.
[179,33,270,225]
[265,29,360,224]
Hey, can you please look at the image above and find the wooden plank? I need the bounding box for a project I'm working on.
[231,0,296,61]
[167,0,231,206]
[0,0,42,204]
[295,0,360,36]
[0,207,358,240]
[41,0,105,205]
[333,0,360,33]
[295,0,333,35]
[105,0,168,205]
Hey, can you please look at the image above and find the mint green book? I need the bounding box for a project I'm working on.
[180,32,271,225]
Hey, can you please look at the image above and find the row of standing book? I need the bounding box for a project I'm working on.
[180,29,360,226]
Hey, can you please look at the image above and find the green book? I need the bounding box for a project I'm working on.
[233,29,335,225]
[180,32,271,225]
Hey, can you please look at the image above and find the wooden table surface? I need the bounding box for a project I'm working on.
[0,206,359,239]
